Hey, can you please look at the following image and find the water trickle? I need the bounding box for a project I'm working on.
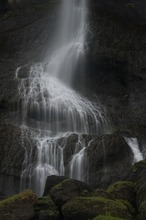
[69,135,93,183]
[124,137,143,163]
[17,0,112,196]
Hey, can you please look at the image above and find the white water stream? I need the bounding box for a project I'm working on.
[124,137,143,163]
[17,0,112,196]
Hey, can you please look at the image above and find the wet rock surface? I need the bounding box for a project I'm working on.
[86,134,134,187]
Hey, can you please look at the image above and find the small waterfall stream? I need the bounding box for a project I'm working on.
[16,0,112,196]
[124,137,143,163]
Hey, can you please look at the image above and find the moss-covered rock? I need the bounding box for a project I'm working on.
[138,200,146,220]
[135,169,146,190]
[107,181,135,206]
[137,182,146,206]
[62,197,133,220]
[92,189,113,199]
[129,159,146,184]
[116,200,135,216]
[34,195,59,220]
[49,178,92,208]
[43,175,68,196]
[0,190,37,220]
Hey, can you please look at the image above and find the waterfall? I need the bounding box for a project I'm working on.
[16,0,111,196]
[124,137,143,163]
[46,0,87,85]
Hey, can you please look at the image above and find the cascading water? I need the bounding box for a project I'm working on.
[124,137,143,163]
[45,0,87,85]
[16,0,112,196]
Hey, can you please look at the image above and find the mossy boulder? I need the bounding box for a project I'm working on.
[137,182,146,206]
[0,190,37,220]
[49,178,92,208]
[107,181,135,206]
[93,216,124,220]
[138,200,146,220]
[43,175,68,196]
[92,189,113,199]
[116,200,135,216]
[34,195,59,220]
[129,159,146,184]
[62,197,133,220]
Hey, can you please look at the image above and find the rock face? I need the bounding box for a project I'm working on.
[0,111,36,196]
[86,134,134,187]
[0,0,59,108]
[86,0,146,133]
[43,134,137,190]
[89,0,146,25]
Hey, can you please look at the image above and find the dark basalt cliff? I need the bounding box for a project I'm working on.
[87,0,146,135]
[0,0,146,198]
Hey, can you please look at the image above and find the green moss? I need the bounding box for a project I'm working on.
[131,166,138,173]
[92,189,112,199]
[139,200,146,219]
[0,190,37,220]
[51,180,65,191]
[0,8,19,21]
[136,183,146,205]
[116,200,135,216]
[107,181,133,193]
[0,190,36,207]
[131,159,146,173]
[139,200,146,210]
[34,195,59,219]
[62,197,132,220]
[93,215,124,220]
[106,181,135,206]
[126,3,136,8]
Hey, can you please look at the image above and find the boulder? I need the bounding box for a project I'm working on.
[92,189,113,200]
[93,216,124,220]
[0,190,37,220]
[107,181,136,206]
[43,175,68,196]
[49,178,92,208]
[33,195,59,220]
[86,134,134,187]
[62,197,133,220]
